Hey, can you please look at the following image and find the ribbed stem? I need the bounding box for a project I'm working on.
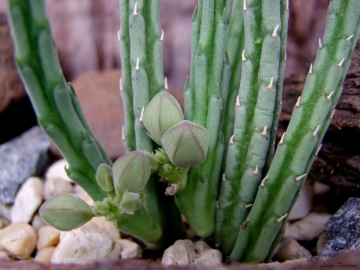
[216,0,287,255]
[8,0,111,202]
[230,0,360,262]
[176,0,232,237]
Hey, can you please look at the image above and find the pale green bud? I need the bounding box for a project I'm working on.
[40,194,93,231]
[96,164,114,192]
[92,201,110,216]
[162,120,210,167]
[140,150,159,172]
[163,164,173,173]
[113,151,151,194]
[119,192,142,215]
[154,148,170,164]
[143,91,184,145]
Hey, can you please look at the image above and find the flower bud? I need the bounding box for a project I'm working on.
[40,194,93,231]
[92,201,110,216]
[154,148,170,164]
[119,192,142,215]
[140,150,159,172]
[96,164,114,192]
[113,151,151,194]
[143,91,184,145]
[162,120,210,167]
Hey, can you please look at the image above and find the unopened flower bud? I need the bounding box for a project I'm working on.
[154,148,170,164]
[119,192,142,215]
[140,150,159,172]
[143,91,184,145]
[40,194,93,231]
[113,151,151,194]
[96,164,114,192]
[163,164,173,173]
[162,120,210,167]
[92,201,110,216]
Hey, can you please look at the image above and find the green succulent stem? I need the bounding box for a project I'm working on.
[176,0,232,237]
[229,0,360,262]
[8,0,111,202]
[216,0,288,255]
[118,0,184,249]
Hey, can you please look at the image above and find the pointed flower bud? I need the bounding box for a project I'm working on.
[113,151,151,194]
[40,194,94,231]
[154,148,170,164]
[140,150,159,172]
[119,191,142,215]
[162,120,210,167]
[143,90,184,145]
[92,201,110,216]
[96,164,114,192]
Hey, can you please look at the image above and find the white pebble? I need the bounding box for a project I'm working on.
[193,249,222,266]
[161,239,222,267]
[162,240,197,266]
[34,246,56,263]
[285,212,331,241]
[0,204,11,220]
[0,223,37,259]
[288,180,314,221]
[31,214,48,232]
[45,159,72,182]
[90,216,121,241]
[37,225,60,250]
[51,221,121,264]
[272,237,312,262]
[11,177,44,224]
[43,175,74,200]
[118,239,142,259]
[73,184,94,205]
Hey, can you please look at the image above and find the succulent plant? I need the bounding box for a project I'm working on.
[8,0,360,263]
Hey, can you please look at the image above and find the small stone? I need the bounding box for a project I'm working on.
[90,216,120,241]
[0,251,10,259]
[37,226,60,250]
[45,159,72,183]
[288,180,314,221]
[272,237,312,262]
[51,221,121,264]
[161,239,197,266]
[161,239,222,267]
[317,232,329,255]
[193,249,222,266]
[320,197,360,256]
[118,239,142,259]
[0,218,10,229]
[194,240,210,254]
[43,174,74,200]
[285,212,331,241]
[31,214,48,232]
[0,126,50,204]
[313,181,331,196]
[0,223,37,259]
[10,177,44,223]
[34,246,56,263]
[73,184,94,205]
[0,204,11,220]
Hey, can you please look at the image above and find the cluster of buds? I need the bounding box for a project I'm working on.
[40,151,151,230]
[143,91,210,168]
[142,91,210,192]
